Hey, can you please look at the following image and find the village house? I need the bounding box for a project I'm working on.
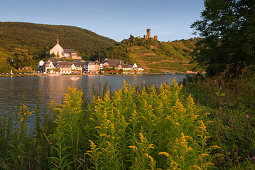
[38,60,45,73]
[38,56,144,75]
[122,64,133,71]
[84,61,100,74]
[71,62,84,74]
[56,61,72,74]
[102,58,125,69]
[44,60,56,74]
[101,58,144,74]
[132,63,144,74]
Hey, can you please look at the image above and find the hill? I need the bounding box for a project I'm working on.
[96,37,202,73]
[0,22,115,57]
[0,47,11,72]
[0,22,116,72]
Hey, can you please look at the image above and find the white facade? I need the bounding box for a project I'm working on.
[88,62,96,73]
[50,44,64,58]
[123,67,133,71]
[45,61,55,73]
[133,63,144,71]
[71,64,76,70]
[99,63,104,70]
[64,53,71,58]
[59,67,71,74]
[38,60,44,66]
[84,62,99,74]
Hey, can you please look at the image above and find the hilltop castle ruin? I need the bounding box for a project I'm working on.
[130,29,158,41]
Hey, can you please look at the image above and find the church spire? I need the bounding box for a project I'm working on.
[57,37,59,44]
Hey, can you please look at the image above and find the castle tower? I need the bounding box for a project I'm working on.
[147,29,151,38]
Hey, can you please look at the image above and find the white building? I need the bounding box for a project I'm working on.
[56,61,72,74]
[38,60,45,73]
[50,38,64,58]
[45,60,56,74]
[99,63,104,70]
[50,38,81,60]
[133,63,144,71]
[84,61,99,74]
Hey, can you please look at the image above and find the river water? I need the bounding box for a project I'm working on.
[0,74,186,112]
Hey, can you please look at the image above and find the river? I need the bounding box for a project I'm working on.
[0,74,186,113]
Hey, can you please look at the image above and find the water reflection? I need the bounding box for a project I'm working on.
[0,74,186,113]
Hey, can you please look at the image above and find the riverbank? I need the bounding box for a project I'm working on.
[0,72,203,77]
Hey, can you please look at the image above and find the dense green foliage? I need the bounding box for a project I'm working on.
[0,80,223,169]
[183,66,255,168]
[11,48,33,69]
[0,47,12,72]
[95,38,201,73]
[0,22,115,60]
[191,0,255,76]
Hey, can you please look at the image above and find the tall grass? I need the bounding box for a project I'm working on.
[183,66,255,168]
[0,76,253,169]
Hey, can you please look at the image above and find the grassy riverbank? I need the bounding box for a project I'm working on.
[0,74,254,169]
[182,67,255,168]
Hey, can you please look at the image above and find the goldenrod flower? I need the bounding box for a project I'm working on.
[158,152,169,158]
[148,144,154,149]
[88,140,96,150]
[129,146,138,151]
[211,145,221,149]
[190,165,202,170]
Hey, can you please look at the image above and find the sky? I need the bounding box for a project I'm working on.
[0,0,205,42]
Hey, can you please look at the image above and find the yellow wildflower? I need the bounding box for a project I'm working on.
[139,133,146,143]
[88,140,96,150]
[204,112,210,116]
[211,145,221,149]
[190,165,201,170]
[170,159,178,169]
[129,146,138,151]
[194,114,199,119]
[103,111,107,119]
[205,163,214,166]
[199,120,206,132]
[145,153,156,166]
[106,141,111,147]
[158,152,169,158]
[199,153,209,159]
[148,144,154,149]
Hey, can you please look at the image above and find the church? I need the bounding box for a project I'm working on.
[50,38,82,60]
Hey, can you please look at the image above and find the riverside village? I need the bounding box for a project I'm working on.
[37,31,152,75]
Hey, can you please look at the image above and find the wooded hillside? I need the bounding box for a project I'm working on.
[0,22,115,58]
[96,38,202,73]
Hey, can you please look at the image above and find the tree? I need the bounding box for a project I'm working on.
[12,48,33,69]
[191,0,255,76]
